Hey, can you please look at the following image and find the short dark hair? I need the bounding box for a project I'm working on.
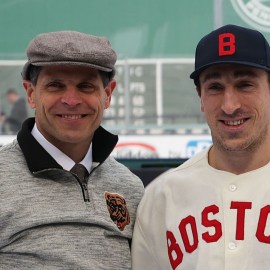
[28,65,42,86]
[28,64,111,87]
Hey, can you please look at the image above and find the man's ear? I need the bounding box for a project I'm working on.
[104,79,116,109]
[22,80,36,109]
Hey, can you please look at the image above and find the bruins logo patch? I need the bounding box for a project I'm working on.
[104,192,130,231]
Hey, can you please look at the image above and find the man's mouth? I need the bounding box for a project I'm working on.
[60,114,87,119]
[224,119,245,126]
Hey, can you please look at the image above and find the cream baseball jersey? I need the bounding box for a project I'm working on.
[131,149,270,270]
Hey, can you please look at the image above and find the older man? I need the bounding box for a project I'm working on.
[0,31,144,269]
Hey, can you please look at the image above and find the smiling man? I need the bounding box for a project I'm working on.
[132,25,270,270]
[0,31,144,269]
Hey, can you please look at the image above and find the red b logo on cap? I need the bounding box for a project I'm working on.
[219,33,235,56]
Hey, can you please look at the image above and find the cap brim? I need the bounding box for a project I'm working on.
[22,61,115,80]
[190,61,270,82]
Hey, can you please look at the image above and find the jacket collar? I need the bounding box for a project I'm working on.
[17,118,118,173]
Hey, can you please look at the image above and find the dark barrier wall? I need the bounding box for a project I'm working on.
[117,158,188,186]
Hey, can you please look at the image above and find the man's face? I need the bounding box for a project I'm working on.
[23,65,116,152]
[199,64,270,153]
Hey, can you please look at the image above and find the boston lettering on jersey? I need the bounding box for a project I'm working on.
[166,201,270,269]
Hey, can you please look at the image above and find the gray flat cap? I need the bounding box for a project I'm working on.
[22,30,117,80]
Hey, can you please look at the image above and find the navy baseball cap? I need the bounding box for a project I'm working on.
[190,24,270,85]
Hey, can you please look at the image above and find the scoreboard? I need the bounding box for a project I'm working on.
[103,58,204,132]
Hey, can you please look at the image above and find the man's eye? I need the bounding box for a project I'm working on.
[47,82,64,88]
[206,84,223,92]
[79,84,93,88]
[238,82,253,89]
[78,84,96,92]
[209,83,221,89]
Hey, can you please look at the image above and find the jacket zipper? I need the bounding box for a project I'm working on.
[76,164,100,202]
[81,182,90,202]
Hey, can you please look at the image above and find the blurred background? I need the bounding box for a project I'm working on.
[0,0,268,183]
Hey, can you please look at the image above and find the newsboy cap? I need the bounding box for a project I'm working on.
[22,30,117,80]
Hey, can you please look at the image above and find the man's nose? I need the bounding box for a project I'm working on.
[61,88,82,106]
[221,88,241,115]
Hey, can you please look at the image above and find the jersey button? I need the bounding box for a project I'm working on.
[229,184,237,192]
[228,242,237,250]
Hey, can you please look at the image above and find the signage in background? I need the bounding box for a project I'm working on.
[0,134,212,159]
[230,0,270,33]
[112,134,212,159]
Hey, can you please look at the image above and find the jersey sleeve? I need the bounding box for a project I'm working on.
[131,215,161,270]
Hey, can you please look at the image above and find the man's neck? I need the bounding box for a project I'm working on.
[208,145,270,175]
